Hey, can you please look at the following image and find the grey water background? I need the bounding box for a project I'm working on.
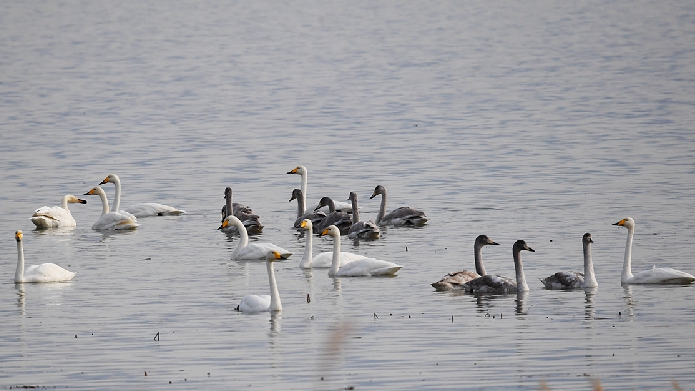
[1,0,695,389]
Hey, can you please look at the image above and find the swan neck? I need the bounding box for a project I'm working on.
[474,243,487,276]
[329,234,341,276]
[622,226,634,283]
[231,218,248,259]
[60,195,70,210]
[225,190,233,220]
[300,172,307,209]
[376,192,387,224]
[98,189,110,216]
[15,239,24,283]
[267,260,282,312]
[297,193,306,216]
[351,197,359,224]
[513,249,529,292]
[583,241,598,288]
[300,231,313,268]
[112,176,121,212]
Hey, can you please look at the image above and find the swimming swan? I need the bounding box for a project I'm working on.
[221,187,263,234]
[13,230,76,283]
[99,174,185,218]
[299,219,364,268]
[320,225,402,277]
[31,195,87,228]
[463,240,534,294]
[219,216,291,260]
[83,186,139,230]
[431,235,499,291]
[290,189,326,229]
[313,197,353,235]
[613,217,695,284]
[286,165,352,213]
[347,192,380,240]
[369,185,428,226]
[235,251,288,312]
[540,233,598,289]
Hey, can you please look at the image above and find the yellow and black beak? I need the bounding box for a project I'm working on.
[83,188,96,196]
[273,251,290,260]
[287,167,298,174]
[300,220,308,229]
[613,218,627,226]
[320,228,330,236]
[218,219,229,230]
[77,198,87,204]
[99,176,110,185]
[15,230,23,241]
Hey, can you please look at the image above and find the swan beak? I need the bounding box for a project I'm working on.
[218,220,229,230]
[274,251,291,260]
[527,247,535,252]
[83,188,95,196]
[15,230,23,241]
[589,238,594,243]
[287,168,298,174]
[77,199,87,204]
[490,241,500,246]
[320,228,329,236]
[99,176,110,185]
[300,220,307,229]
[613,219,627,226]
[370,192,377,199]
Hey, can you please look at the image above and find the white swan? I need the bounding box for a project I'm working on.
[221,187,263,234]
[99,174,186,218]
[83,186,139,230]
[31,195,87,228]
[235,251,288,312]
[462,240,534,294]
[13,230,76,283]
[369,185,428,226]
[219,216,292,260]
[286,165,352,213]
[347,192,380,240]
[290,189,326,229]
[613,217,695,284]
[541,233,598,289]
[431,235,499,291]
[320,225,402,277]
[298,219,365,268]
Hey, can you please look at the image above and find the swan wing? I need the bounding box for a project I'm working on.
[463,275,516,294]
[124,203,186,218]
[92,211,139,230]
[315,211,353,233]
[23,263,76,283]
[348,221,381,240]
[293,211,326,228]
[311,252,363,268]
[334,257,402,277]
[380,207,428,226]
[238,294,271,312]
[628,266,695,284]
[431,270,480,291]
[540,271,585,289]
[31,206,76,228]
[236,243,292,260]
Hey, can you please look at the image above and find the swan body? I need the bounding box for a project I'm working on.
[13,230,75,283]
[219,216,291,260]
[313,197,353,235]
[463,240,534,294]
[432,235,499,291]
[83,186,139,230]
[287,165,352,213]
[290,189,326,229]
[370,185,427,226]
[299,219,363,268]
[99,174,186,217]
[541,233,597,289]
[220,187,263,234]
[320,225,402,277]
[347,192,380,240]
[614,217,695,284]
[31,195,87,228]
[236,251,288,312]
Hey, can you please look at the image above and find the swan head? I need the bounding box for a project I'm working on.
[224,187,232,199]
[289,189,302,202]
[319,225,340,238]
[287,166,307,175]
[348,192,357,202]
[84,186,105,197]
[99,174,119,185]
[67,195,87,204]
[218,216,239,230]
[583,232,593,244]
[370,185,386,199]
[613,217,634,229]
[513,240,535,253]
[314,197,334,212]
[15,230,23,242]
[475,235,499,247]
[267,250,290,261]
[300,219,312,231]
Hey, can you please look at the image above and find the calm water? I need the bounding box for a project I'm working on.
[1,0,695,389]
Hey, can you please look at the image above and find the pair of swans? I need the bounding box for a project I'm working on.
[540,233,598,289]
[83,187,139,230]
[298,219,376,269]
[236,251,288,312]
[220,187,263,234]
[13,230,76,283]
[99,174,186,218]
[219,216,291,260]
[313,197,353,235]
[462,240,535,294]
[287,165,352,213]
[31,195,87,228]
[319,224,402,277]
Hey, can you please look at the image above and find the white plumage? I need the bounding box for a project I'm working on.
[13,230,76,283]
[320,225,402,277]
[236,251,288,312]
[99,173,185,217]
[83,186,139,230]
[219,216,291,260]
[298,219,363,268]
[31,194,87,228]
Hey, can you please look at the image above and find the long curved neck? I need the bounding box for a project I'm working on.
[329,233,341,276]
[297,194,306,217]
[225,189,233,220]
[621,226,634,283]
[327,199,336,213]
[60,195,70,210]
[351,197,359,224]
[267,260,282,312]
[474,243,487,276]
[300,172,307,208]
[376,192,387,224]
[300,230,313,268]
[513,249,529,292]
[583,241,598,288]
[231,218,249,259]
[112,176,122,212]
[15,240,24,283]
[98,190,110,216]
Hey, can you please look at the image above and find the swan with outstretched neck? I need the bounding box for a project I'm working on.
[286,165,352,213]
[320,225,402,277]
[347,192,380,240]
[219,216,291,260]
[541,233,597,289]
[235,251,288,312]
[432,235,499,291]
[13,230,76,283]
[83,186,139,230]
[613,217,694,284]
[463,240,534,294]
[220,187,263,234]
[31,194,87,228]
[370,185,427,226]
[290,189,326,229]
[299,219,364,268]
[99,173,185,218]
